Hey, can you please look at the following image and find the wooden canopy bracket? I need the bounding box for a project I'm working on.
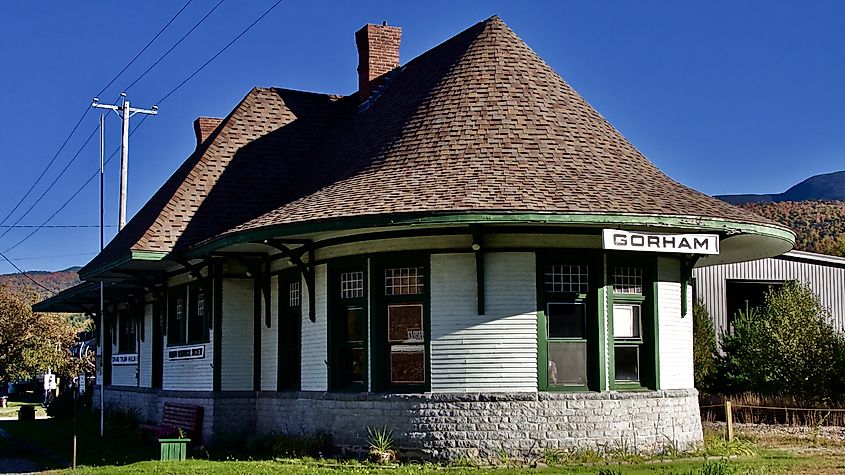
[471,224,485,315]
[261,239,316,322]
[173,258,209,282]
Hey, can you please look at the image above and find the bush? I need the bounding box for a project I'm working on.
[716,281,845,404]
[693,299,718,392]
[46,389,76,418]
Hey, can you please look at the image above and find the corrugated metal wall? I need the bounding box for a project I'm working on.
[693,253,845,337]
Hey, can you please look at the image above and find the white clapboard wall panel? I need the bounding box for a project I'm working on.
[430,252,537,392]
[657,256,694,390]
[301,265,328,391]
[110,313,138,387]
[261,276,279,391]
[693,252,845,337]
[139,303,153,388]
[220,279,254,391]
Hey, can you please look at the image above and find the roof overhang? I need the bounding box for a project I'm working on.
[32,280,148,314]
[185,211,796,263]
[78,250,169,281]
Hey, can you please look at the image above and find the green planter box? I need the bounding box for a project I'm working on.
[159,438,190,461]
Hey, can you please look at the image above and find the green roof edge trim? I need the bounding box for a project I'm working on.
[79,250,168,280]
[185,211,796,258]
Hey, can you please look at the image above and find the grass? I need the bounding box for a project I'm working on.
[0,410,158,469]
[2,412,844,474]
[0,400,47,418]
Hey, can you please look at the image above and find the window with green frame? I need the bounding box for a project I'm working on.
[167,282,210,346]
[117,309,137,354]
[371,256,430,392]
[609,261,657,389]
[277,271,301,390]
[537,254,601,391]
[328,262,367,391]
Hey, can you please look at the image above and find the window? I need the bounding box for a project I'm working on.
[168,283,210,346]
[610,263,655,388]
[375,260,428,391]
[330,263,368,390]
[278,275,302,390]
[538,254,600,391]
[117,310,137,354]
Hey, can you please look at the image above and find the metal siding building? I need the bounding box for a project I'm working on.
[693,251,845,336]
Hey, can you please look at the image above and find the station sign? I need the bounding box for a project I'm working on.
[111,353,138,365]
[168,345,205,361]
[602,229,719,255]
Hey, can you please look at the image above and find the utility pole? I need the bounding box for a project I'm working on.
[91,93,158,229]
[91,94,156,438]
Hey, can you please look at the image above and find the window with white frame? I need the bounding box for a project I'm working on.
[611,264,652,387]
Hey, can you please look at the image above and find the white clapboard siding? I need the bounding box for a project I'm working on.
[162,340,213,390]
[139,303,153,388]
[657,256,693,390]
[111,314,138,387]
[221,279,254,390]
[261,276,279,391]
[430,252,537,392]
[693,251,845,337]
[301,265,328,391]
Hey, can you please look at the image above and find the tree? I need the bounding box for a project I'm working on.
[716,281,845,403]
[0,285,77,383]
[692,299,718,392]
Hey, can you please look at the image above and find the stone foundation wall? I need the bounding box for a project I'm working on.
[97,386,702,459]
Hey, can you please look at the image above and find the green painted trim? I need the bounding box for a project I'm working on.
[652,263,661,390]
[597,281,608,392]
[184,211,796,259]
[327,257,369,392]
[79,250,168,280]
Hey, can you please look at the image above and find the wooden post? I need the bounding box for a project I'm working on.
[725,400,734,441]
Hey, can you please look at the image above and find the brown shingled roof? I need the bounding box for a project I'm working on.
[83,16,782,276]
[226,16,778,235]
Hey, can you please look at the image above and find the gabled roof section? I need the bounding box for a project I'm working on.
[225,16,783,236]
[81,87,350,277]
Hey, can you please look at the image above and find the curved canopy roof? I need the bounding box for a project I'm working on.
[81,16,793,278]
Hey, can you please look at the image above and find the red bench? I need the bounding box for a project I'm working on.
[139,402,203,443]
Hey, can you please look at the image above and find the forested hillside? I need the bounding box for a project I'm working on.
[0,267,81,300]
[740,201,845,256]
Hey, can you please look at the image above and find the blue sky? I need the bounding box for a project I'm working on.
[1,1,844,273]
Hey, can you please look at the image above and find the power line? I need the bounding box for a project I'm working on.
[0,107,91,229]
[0,125,99,242]
[0,249,58,295]
[5,0,285,255]
[125,0,227,92]
[7,252,97,262]
[95,0,195,98]
[0,2,196,246]
[0,225,116,229]
[3,116,151,254]
[158,0,284,104]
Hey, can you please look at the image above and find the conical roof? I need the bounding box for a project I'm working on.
[226,16,779,236]
[81,16,791,278]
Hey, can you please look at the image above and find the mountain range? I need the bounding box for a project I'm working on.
[717,170,845,204]
[0,266,81,299]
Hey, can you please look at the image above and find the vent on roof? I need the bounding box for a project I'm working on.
[193,117,223,148]
[355,22,402,103]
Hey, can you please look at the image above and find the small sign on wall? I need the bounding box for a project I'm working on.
[602,229,719,255]
[168,345,205,360]
[111,354,138,365]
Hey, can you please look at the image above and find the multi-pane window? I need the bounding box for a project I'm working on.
[331,266,367,390]
[542,262,591,389]
[545,265,589,293]
[289,281,301,307]
[118,311,137,354]
[168,284,210,346]
[341,272,364,299]
[278,274,302,390]
[611,265,651,387]
[385,267,424,295]
[613,267,643,294]
[378,263,428,391]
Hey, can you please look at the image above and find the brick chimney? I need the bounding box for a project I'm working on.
[356,22,402,103]
[193,117,223,147]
